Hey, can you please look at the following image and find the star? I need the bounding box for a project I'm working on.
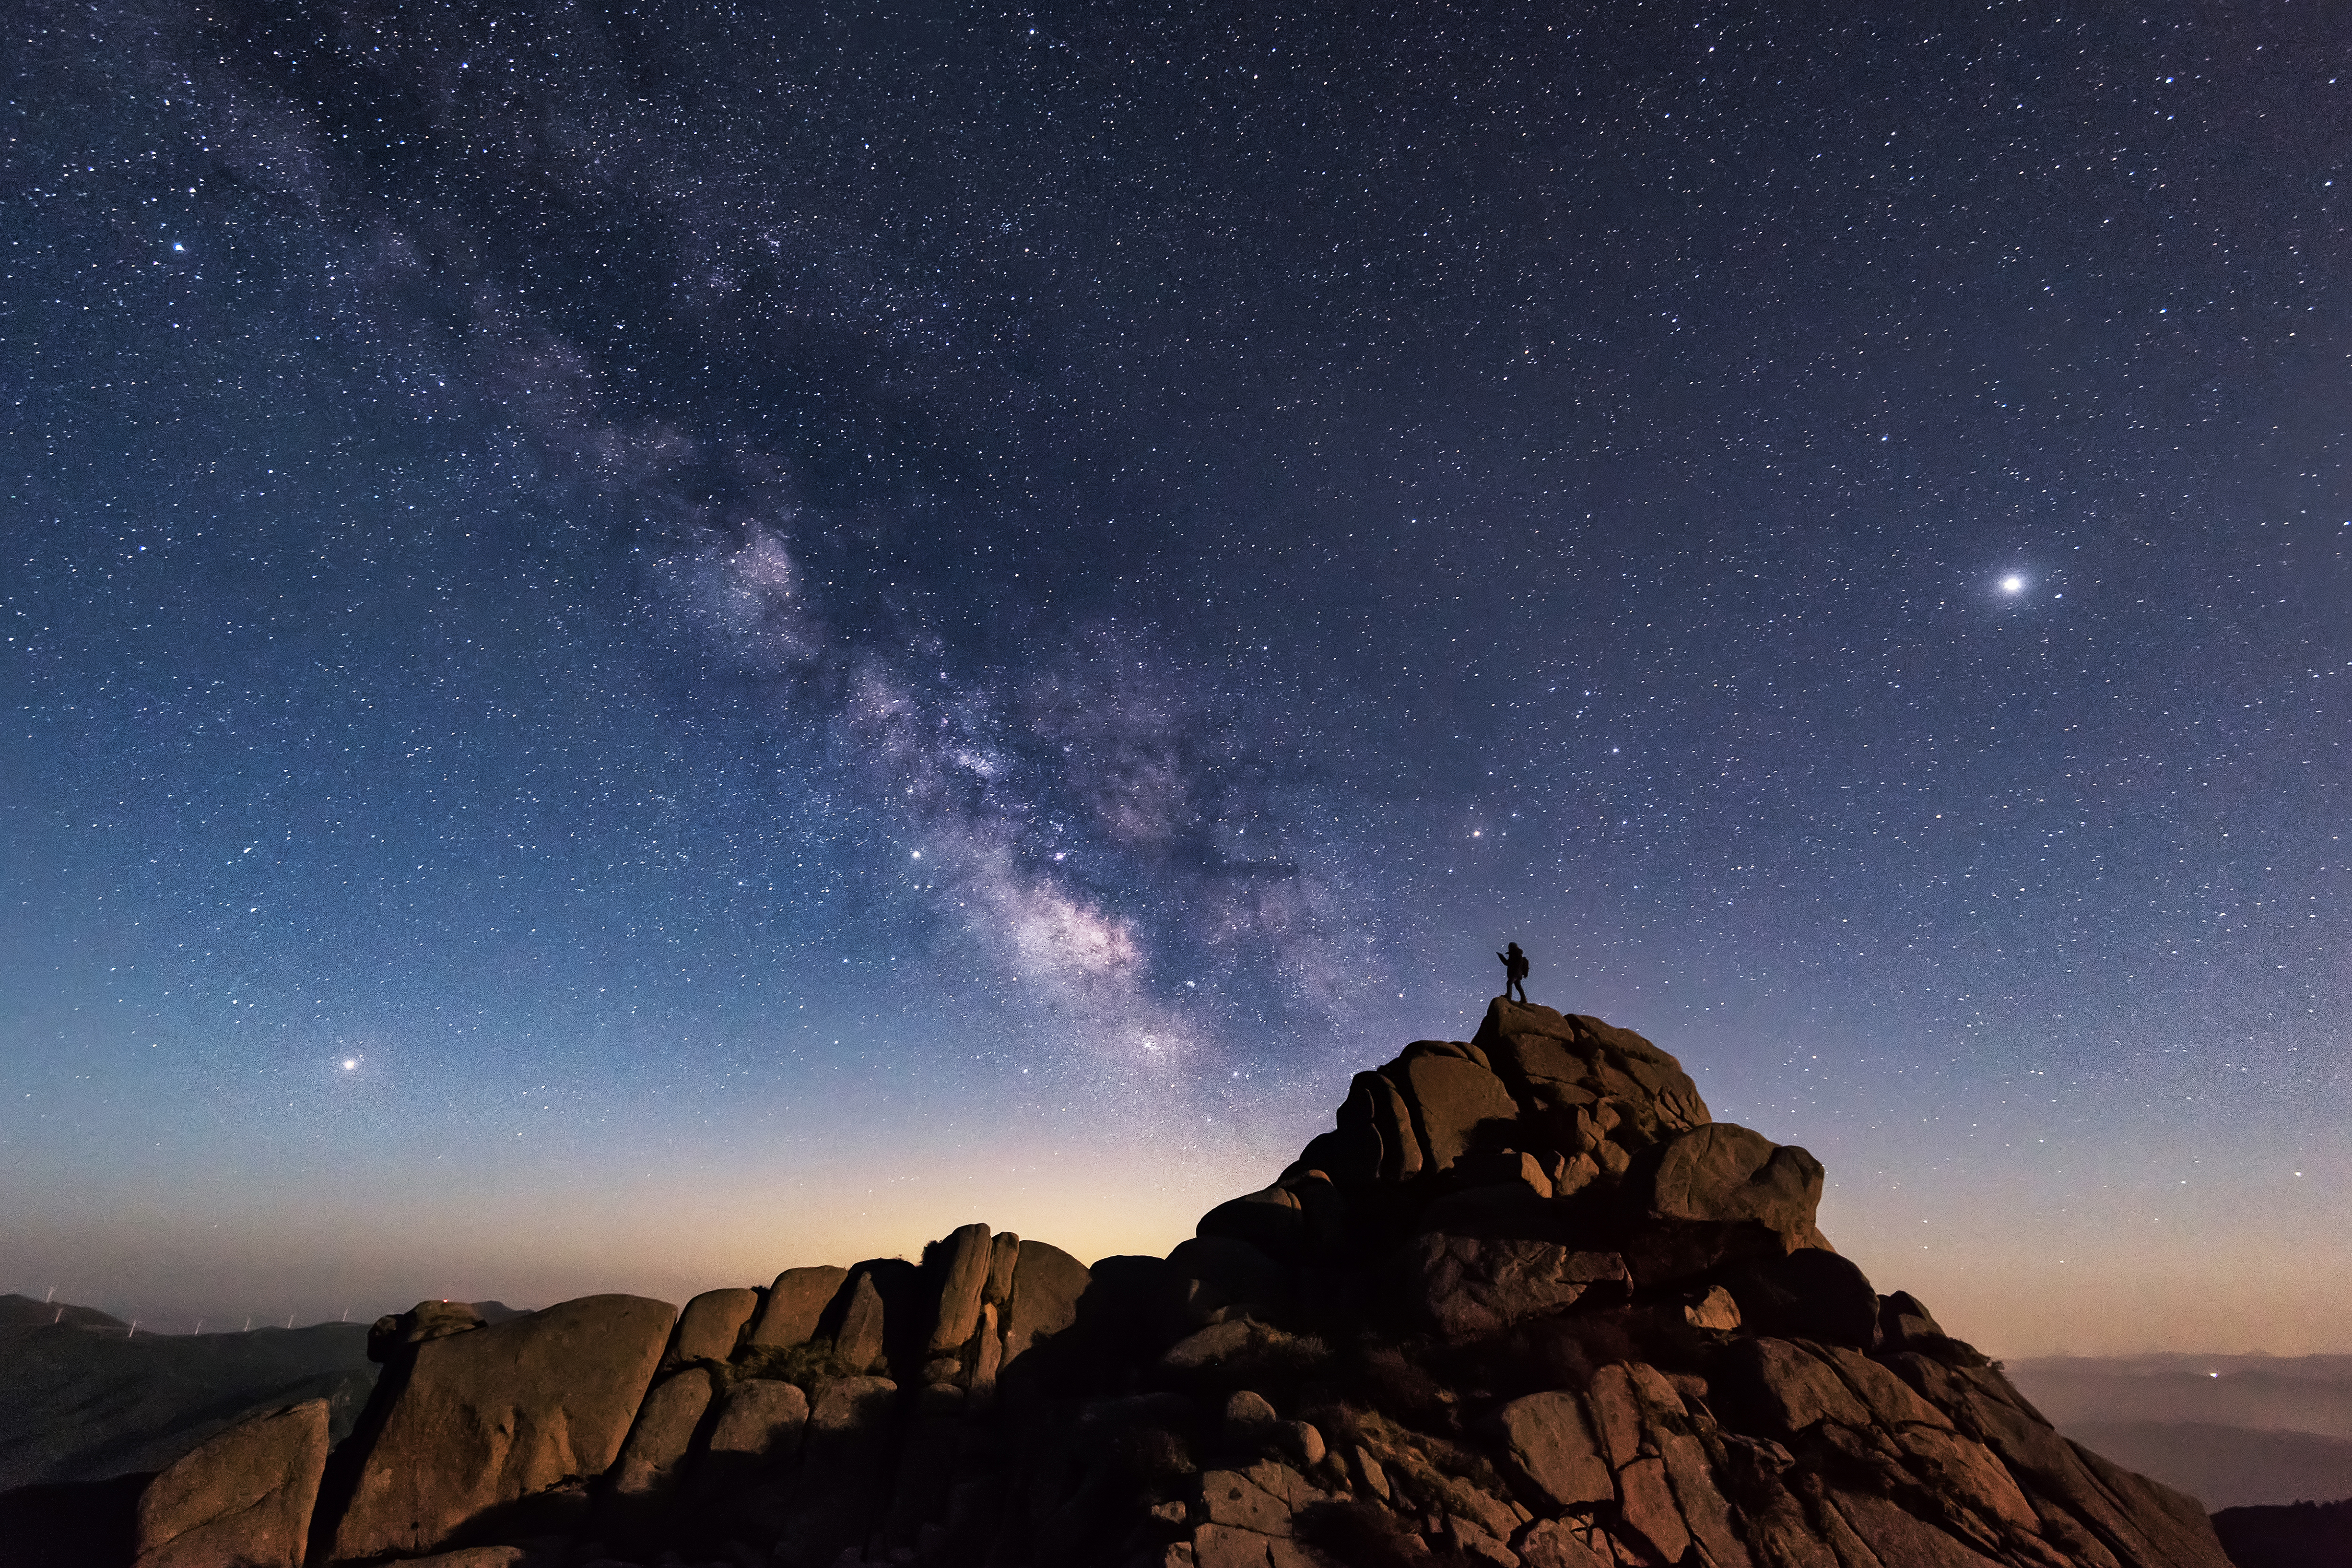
[10,0,2340,1358]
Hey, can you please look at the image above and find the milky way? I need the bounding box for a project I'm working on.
[4,2,2346,1353]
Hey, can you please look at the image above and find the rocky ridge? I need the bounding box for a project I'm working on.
[132,999,2233,1568]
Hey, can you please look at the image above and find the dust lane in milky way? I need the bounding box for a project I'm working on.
[2,2,2345,1353]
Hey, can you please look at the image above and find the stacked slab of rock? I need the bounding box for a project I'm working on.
[1130,1000,2230,1568]
[325,1294,676,1562]
[140,998,2232,1568]
[133,1397,329,1568]
[571,1227,1094,1566]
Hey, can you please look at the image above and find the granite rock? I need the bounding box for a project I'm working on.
[328,1294,674,1563]
[133,1398,329,1568]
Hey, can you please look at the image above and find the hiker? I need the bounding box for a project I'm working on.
[1497,942,1529,1004]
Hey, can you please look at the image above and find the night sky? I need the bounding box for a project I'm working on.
[5,2,2346,1354]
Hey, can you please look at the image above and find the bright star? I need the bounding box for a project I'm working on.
[2000,575,2025,594]
[342,1059,357,1071]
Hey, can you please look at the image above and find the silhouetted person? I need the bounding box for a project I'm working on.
[1497,942,1529,1004]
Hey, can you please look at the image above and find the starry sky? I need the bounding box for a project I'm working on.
[4,2,2346,1354]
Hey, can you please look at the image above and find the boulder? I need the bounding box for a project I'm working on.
[602,1365,717,1530]
[1654,1411,1753,1568]
[1880,1289,1948,1348]
[367,1299,484,1363]
[1396,1232,1627,1338]
[1726,1338,1873,1435]
[2068,1441,2236,1568]
[1367,1071,1424,1180]
[1824,1487,2005,1567]
[1197,1475,1287,1538]
[749,1265,850,1348]
[1196,1461,1333,1537]
[884,1380,967,1542]
[1620,1218,1791,1288]
[1723,1248,1880,1347]
[1446,1513,1519,1567]
[1561,1360,1757,1568]
[1002,1239,1090,1368]
[1550,1150,1602,1197]
[1471,999,1711,1135]
[1282,1420,1325,1469]
[1315,1074,1391,1183]
[1474,1005,1594,1082]
[1282,1170,1347,1250]
[1162,1318,1292,1372]
[1395,1052,1520,1170]
[805,1373,898,1456]
[768,1375,899,1567]
[1645,1123,1825,1241]
[1224,1390,1280,1431]
[1437,1477,1521,1544]
[969,1301,1004,1395]
[1581,1020,1710,1124]
[927,1223,996,1353]
[1193,1524,1316,1568]
[1197,1183,1309,1259]
[1492,1390,1612,1508]
[984,1232,1022,1304]
[328,1294,675,1563]
[1518,1518,1618,1568]
[1583,1367,1694,1566]
[1421,1178,1559,1236]
[670,1287,759,1364]
[1882,1421,2039,1536]
[1813,1344,1953,1430]
[1167,1235,1292,1325]
[698,1376,809,1495]
[833,1270,889,1374]
[133,1397,328,1568]
[1584,1362,1671,1466]
[1685,1285,1742,1331]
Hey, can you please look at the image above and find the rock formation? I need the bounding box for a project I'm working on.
[147,999,2234,1568]
[133,1397,328,1568]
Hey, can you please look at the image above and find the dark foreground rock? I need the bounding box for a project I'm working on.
[134,1397,328,1568]
[2211,1496,2352,1568]
[0,1471,150,1568]
[68,998,2240,1568]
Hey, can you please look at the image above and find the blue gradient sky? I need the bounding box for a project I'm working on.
[4,0,2346,1353]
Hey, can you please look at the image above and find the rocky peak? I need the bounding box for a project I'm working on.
[1198,999,1849,1348]
[120,998,2235,1568]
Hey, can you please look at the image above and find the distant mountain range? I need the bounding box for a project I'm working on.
[0,1295,379,1494]
[0,1294,133,1334]
[2007,1354,2352,1510]
[0,1292,524,1494]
